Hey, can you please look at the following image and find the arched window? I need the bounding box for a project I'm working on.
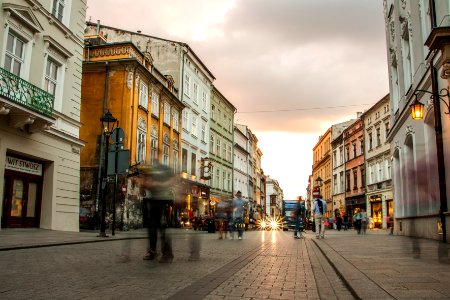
[151,125,158,165]
[136,118,147,163]
[163,133,170,166]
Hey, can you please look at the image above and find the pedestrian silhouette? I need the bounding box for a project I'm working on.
[135,163,176,263]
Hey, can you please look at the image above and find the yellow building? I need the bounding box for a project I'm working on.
[80,36,184,229]
[312,128,332,216]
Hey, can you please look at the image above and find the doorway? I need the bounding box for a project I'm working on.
[2,171,42,228]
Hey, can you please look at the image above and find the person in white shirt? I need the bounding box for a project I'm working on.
[312,194,327,239]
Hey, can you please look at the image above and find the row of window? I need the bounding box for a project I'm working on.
[211,104,233,132]
[5,31,64,111]
[184,73,208,111]
[388,0,432,114]
[181,110,207,141]
[136,122,179,172]
[210,134,232,162]
[212,167,232,192]
[367,122,389,150]
[332,158,392,195]
[139,83,180,131]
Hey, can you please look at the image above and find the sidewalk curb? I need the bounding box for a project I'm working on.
[0,236,148,252]
[312,238,395,300]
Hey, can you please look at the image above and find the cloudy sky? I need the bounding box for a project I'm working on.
[86,0,389,199]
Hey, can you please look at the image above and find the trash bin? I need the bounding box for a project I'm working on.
[207,218,216,233]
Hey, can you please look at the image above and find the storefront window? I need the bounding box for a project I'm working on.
[11,180,24,217]
[371,201,382,228]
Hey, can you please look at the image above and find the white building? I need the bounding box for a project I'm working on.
[361,95,393,229]
[383,0,450,241]
[233,124,250,200]
[265,176,283,218]
[0,1,86,231]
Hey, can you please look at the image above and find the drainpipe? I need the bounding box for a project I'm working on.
[95,61,109,219]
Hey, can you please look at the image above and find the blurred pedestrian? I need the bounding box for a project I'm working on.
[312,194,327,239]
[336,213,343,231]
[360,208,368,235]
[293,197,306,239]
[215,199,230,240]
[229,191,247,240]
[353,209,362,234]
[244,214,250,231]
[343,214,349,231]
[136,164,176,263]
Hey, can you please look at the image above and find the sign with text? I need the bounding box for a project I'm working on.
[6,156,43,176]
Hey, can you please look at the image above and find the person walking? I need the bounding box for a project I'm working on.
[136,164,176,263]
[229,191,247,240]
[312,194,327,239]
[353,209,362,234]
[215,199,230,240]
[336,213,343,231]
[343,213,349,231]
[293,197,306,239]
[360,208,368,235]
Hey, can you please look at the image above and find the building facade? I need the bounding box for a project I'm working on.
[80,38,184,228]
[343,116,366,217]
[84,21,215,218]
[312,128,332,216]
[331,120,355,215]
[209,87,235,205]
[265,176,283,218]
[361,94,393,229]
[0,1,86,231]
[254,147,266,216]
[383,0,449,241]
[233,124,250,200]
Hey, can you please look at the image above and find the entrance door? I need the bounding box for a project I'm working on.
[2,172,42,228]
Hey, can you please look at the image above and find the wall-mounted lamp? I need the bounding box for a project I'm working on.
[410,88,450,121]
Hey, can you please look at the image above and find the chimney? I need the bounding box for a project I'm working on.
[137,30,142,34]
[357,111,362,118]
[96,20,100,34]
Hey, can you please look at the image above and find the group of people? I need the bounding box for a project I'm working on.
[135,162,253,263]
[131,162,373,263]
[215,190,251,240]
[308,194,370,239]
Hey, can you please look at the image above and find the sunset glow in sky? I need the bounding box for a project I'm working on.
[86,0,389,199]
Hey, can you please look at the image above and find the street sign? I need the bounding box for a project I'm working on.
[107,150,130,175]
[312,188,319,198]
[111,127,125,144]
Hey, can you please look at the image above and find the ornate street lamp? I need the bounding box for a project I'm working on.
[410,95,425,120]
[99,110,118,237]
[410,88,449,121]
[410,86,449,243]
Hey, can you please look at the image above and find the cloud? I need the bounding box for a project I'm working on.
[86,0,389,198]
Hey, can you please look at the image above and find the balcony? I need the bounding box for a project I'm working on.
[0,67,54,132]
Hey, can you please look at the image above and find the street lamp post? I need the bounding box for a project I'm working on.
[315,176,323,195]
[410,83,449,243]
[99,111,118,238]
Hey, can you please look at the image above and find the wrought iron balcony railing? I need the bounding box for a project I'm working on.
[0,67,54,117]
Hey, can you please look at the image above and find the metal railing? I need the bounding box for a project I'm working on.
[0,67,54,117]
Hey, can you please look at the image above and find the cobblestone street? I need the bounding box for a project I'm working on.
[0,229,348,299]
[1,229,449,299]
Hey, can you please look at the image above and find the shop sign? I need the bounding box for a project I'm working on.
[6,156,42,176]
[369,195,382,202]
